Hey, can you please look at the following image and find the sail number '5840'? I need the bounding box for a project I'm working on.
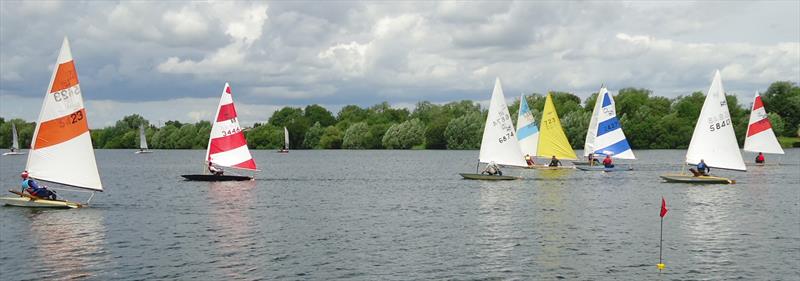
[709,119,731,132]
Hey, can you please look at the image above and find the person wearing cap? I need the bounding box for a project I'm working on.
[20,171,57,200]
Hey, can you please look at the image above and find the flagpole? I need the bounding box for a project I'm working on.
[658,216,664,271]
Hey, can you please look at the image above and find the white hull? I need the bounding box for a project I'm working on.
[135,150,154,154]
[2,152,25,156]
[0,196,82,208]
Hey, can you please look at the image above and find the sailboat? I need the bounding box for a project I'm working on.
[577,86,635,171]
[2,123,25,155]
[0,37,103,208]
[277,127,289,153]
[516,94,539,166]
[532,92,577,169]
[460,78,527,180]
[661,70,745,184]
[135,124,153,154]
[181,83,258,181]
[743,91,784,165]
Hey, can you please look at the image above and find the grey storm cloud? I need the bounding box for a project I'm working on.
[1,0,798,127]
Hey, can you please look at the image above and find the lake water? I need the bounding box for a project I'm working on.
[1,149,798,280]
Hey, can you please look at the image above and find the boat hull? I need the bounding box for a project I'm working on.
[277,150,289,153]
[523,165,575,170]
[0,195,82,208]
[577,166,633,172]
[181,174,253,181]
[459,173,520,180]
[2,152,25,156]
[135,150,153,154]
[659,173,735,184]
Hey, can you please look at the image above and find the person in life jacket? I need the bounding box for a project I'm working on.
[20,171,57,200]
[482,161,503,176]
[602,155,614,168]
[755,152,765,164]
[548,156,561,167]
[208,162,224,176]
[689,159,711,177]
[524,154,535,167]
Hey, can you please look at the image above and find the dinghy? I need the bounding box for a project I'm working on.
[277,127,289,153]
[2,123,25,155]
[460,78,527,180]
[529,92,577,169]
[135,124,153,154]
[181,83,258,181]
[516,94,539,167]
[660,70,745,184]
[743,91,783,165]
[579,86,635,171]
[0,37,103,208]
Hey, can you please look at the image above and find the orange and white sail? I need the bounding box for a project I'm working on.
[744,92,784,154]
[26,37,102,191]
[205,83,257,170]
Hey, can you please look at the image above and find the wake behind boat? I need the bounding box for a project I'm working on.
[181,83,258,182]
[1,37,103,208]
[658,70,746,184]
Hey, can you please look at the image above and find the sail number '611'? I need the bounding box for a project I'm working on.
[709,119,731,132]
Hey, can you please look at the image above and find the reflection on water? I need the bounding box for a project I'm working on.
[26,209,109,279]
[207,180,261,279]
[476,184,515,274]
[534,184,566,274]
[683,187,740,278]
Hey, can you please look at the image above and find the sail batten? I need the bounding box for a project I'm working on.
[205,83,257,170]
[536,93,577,160]
[25,37,103,191]
[584,87,635,159]
[685,70,745,171]
[743,92,784,154]
[478,78,528,167]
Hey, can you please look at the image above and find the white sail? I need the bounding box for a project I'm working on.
[139,124,149,150]
[743,92,784,154]
[479,78,528,167]
[11,123,19,150]
[584,86,635,159]
[26,37,103,191]
[283,127,289,149]
[205,83,257,170]
[516,94,539,158]
[685,70,746,171]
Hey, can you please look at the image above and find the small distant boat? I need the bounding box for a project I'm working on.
[181,83,258,182]
[579,85,635,171]
[528,92,577,169]
[743,91,783,164]
[277,127,289,153]
[2,123,25,156]
[660,70,745,184]
[135,124,153,154]
[0,37,103,208]
[460,78,526,180]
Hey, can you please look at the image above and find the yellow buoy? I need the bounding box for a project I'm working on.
[657,263,665,270]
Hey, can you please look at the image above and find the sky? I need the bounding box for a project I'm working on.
[1,1,798,128]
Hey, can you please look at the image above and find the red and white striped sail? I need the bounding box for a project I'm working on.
[26,37,103,191]
[744,92,784,154]
[205,83,257,170]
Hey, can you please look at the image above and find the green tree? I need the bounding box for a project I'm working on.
[762,81,800,136]
[303,122,325,149]
[319,126,343,149]
[561,110,590,148]
[304,104,336,127]
[342,121,371,149]
[382,119,425,149]
[444,112,483,149]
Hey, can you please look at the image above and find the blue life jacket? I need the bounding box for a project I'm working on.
[697,162,708,171]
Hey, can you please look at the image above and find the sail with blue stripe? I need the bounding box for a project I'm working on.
[516,94,539,158]
[584,86,635,159]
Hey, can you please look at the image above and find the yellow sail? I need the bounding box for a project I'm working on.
[536,93,577,160]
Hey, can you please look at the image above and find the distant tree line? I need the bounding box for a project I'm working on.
[1,81,798,150]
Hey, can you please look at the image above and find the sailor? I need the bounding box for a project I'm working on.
[755,152,765,164]
[689,159,710,176]
[20,171,56,200]
[524,154,535,166]
[548,156,561,167]
[482,161,503,176]
[602,155,615,168]
[208,162,224,176]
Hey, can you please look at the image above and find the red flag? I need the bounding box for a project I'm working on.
[660,197,668,218]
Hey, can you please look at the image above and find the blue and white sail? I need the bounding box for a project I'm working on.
[516,94,539,158]
[584,86,635,159]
